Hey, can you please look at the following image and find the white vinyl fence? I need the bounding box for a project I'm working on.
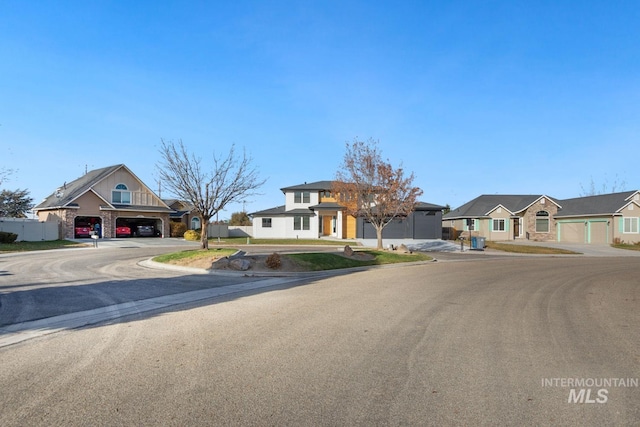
[0,218,60,241]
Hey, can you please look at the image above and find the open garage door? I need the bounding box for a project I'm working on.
[74,216,102,238]
[115,217,163,237]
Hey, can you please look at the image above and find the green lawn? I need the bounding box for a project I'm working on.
[0,240,89,253]
[287,250,432,271]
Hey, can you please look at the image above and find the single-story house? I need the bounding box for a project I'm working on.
[443,190,640,244]
[250,180,444,240]
[34,164,173,239]
[164,199,200,231]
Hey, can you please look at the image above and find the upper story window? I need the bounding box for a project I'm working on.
[535,211,549,232]
[294,191,310,204]
[112,184,131,204]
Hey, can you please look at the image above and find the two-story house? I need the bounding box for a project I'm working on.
[250,181,356,240]
[251,181,445,240]
[34,164,173,239]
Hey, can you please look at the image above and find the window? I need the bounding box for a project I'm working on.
[262,218,272,228]
[466,219,476,231]
[623,217,639,233]
[294,216,310,230]
[191,217,200,230]
[535,211,549,232]
[294,191,311,204]
[112,184,131,204]
[492,218,506,231]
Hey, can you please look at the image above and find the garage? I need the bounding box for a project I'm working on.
[74,216,102,238]
[588,221,609,244]
[115,217,163,237]
[357,203,444,239]
[558,221,585,243]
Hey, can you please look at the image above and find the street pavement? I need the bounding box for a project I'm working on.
[1,251,638,426]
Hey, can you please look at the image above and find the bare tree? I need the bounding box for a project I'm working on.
[333,138,423,250]
[580,175,627,196]
[0,167,15,188]
[156,139,265,249]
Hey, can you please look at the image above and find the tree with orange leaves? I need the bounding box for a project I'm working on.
[333,138,423,250]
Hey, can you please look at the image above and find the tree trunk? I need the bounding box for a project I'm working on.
[376,226,384,250]
[200,216,209,250]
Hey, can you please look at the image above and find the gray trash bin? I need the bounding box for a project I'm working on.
[471,236,485,250]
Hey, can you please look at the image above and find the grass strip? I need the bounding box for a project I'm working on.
[153,248,237,263]
[0,240,88,253]
[611,243,640,251]
[287,250,432,271]
[485,242,581,254]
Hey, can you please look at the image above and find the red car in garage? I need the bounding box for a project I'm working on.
[115,226,131,237]
[75,224,91,238]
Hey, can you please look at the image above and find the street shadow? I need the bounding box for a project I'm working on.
[0,268,357,338]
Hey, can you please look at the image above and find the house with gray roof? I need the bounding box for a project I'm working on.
[250,180,444,240]
[444,190,640,244]
[554,191,640,244]
[33,164,172,239]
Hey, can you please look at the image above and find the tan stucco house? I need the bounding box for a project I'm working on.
[33,164,173,239]
[444,190,640,244]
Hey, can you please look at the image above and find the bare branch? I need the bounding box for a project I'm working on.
[156,139,266,249]
[333,138,423,249]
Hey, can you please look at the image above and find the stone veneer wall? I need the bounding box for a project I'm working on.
[522,199,558,241]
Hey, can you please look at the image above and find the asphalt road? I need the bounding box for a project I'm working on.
[1,245,639,426]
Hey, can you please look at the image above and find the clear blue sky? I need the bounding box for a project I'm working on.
[1,1,638,218]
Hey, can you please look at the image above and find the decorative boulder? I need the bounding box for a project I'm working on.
[229,258,251,271]
[398,244,412,254]
[343,245,354,257]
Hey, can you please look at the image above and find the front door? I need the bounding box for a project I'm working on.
[513,218,520,239]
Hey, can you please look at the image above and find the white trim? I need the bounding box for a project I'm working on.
[623,217,639,234]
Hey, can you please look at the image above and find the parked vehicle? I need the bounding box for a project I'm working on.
[115,226,131,237]
[135,225,155,237]
[74,224,91,238]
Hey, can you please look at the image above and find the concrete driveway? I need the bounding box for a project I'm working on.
[496,240,640,257]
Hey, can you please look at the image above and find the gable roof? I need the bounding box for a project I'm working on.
[34,164,171,212]
[444,195,558,219]
[555,191,638,217]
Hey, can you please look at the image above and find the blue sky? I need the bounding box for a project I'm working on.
[1,1,639,218]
